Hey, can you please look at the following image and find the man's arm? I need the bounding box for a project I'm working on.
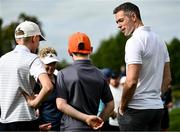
[56,98,104,130]
[161,62,172,94]
[98,100,114,121]
[121,64,141,113]
[23,73,53,108]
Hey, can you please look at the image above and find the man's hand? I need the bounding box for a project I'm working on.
[121,107,125,114]
[22,92,38,108]
[166,102,173,108]
[110,111,117,119]
[118,107,124,115]
[39,123,52,131]
[85,115,104,130]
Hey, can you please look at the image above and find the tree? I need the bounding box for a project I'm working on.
[167,38,180,85]
[0,13,44,56]
[91,32,128,71]
[56,59,70,70]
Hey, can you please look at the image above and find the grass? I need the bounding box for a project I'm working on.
[169,89,180,131]
[169,108,180,131]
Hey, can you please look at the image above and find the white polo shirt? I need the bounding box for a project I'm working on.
[0,45,46,123]
[125,26,170,109]
[109,85,123,126]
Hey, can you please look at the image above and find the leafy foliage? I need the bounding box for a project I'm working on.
[0,13,43,56]
[91,32,128,71]
[167,38,180,85]
[56,59,70,70]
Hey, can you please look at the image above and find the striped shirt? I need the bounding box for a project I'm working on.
[0,45,46,123]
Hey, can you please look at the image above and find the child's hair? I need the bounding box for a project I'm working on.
[39,47,57,58]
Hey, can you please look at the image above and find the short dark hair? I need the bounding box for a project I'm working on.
[113,2,142,21]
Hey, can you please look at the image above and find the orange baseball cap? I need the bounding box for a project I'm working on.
[68,32,92,55]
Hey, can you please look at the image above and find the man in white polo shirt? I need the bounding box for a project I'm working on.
[0,21,53,131]
[113,2,172,131]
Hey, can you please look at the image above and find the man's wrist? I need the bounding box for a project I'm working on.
[118,107,124,115]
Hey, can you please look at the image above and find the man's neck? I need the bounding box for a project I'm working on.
[135,21,144,29]
[72,55,89,61]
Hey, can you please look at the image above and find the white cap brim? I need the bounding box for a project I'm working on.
[41,54,59,64]
[40,35,46,41]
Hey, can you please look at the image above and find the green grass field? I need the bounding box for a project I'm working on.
[169,89,180,131]
[169,108,180,131]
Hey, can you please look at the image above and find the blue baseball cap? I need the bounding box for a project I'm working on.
[101,68,112,79]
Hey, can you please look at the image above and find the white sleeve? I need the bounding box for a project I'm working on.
[164,44,170,63]
[125,38,143,65]
[30,57,47,81]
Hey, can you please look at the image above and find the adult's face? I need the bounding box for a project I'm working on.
[31,35,40,53]
[115,10,135,36]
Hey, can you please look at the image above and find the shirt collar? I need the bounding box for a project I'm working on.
[74,59,91,64]
[14,45,31,53]
[133,26,151,36]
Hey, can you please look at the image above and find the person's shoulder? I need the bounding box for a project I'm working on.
[126,36,139,48]
[0,50,13,57]
[21,51,38,62]
[57,64,73,75]
[27,54,40,65]
[30,51,38,56]
[62,64,74,71]
[0,54,6,61]
[96,67,104,74]
[0,51,15,62]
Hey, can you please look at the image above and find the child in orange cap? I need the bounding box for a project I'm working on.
[56,32,114,131]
